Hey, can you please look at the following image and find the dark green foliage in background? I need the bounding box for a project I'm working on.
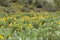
[54,0,60,11]
[0,0,60,11]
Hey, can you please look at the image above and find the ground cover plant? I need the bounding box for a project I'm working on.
[0,11,60,40]
[0,0,60,40]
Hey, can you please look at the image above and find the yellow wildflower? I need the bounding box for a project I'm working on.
[27,17,30,21]
[57,22,60,25]
[29,24,32,26]
[0,35,4,39]
[27,24,32,28]
[18,26,21,29]
[2,17,7,22]
[14,21,16,24]
[9,23,13,27]
[8,36,12,39]
[16,26,21,31]
[41,16,45,19]
[14,18,16,21]
[40,23,42,26]
[20,17,24,21]
[0,26,4,28]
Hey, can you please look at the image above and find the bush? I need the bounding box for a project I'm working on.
[18,0,56,12]
[0,0,57,12]
[0,0,10,7]
[54,0,60,11]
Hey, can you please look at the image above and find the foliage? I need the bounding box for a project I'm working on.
[0,11,60,40]
[0,1,60,40]
[54,0,60,11]
[0,0,57,11]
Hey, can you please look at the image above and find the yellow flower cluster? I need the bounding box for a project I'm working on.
[0,10,60,40]
[0,35,4,39]
[8,36,12,39]
[27,24,32,28]
[9,23,13,27]
[57,22,60,25]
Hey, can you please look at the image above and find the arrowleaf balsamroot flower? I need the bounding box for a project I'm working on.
[27,24,32,28]
[0,26,4,28]
[14,18,16,21]
[2,17,7,22]
[14,21,16,24]
[27,17,30,21]
[9,23,13,27]
[57,22,60,25]
[8,36,12,39]
[0,35,4,39]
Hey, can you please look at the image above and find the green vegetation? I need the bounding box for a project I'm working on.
[0,11,60,40]
[54,0,60,11]
[0,0,60,40]
[0,0,60,11]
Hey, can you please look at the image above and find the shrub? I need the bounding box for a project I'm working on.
[54,0,60,11]
[0,0,10,7]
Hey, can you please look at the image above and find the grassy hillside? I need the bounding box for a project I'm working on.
[0,11,60,40]
[0,0,60,40]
